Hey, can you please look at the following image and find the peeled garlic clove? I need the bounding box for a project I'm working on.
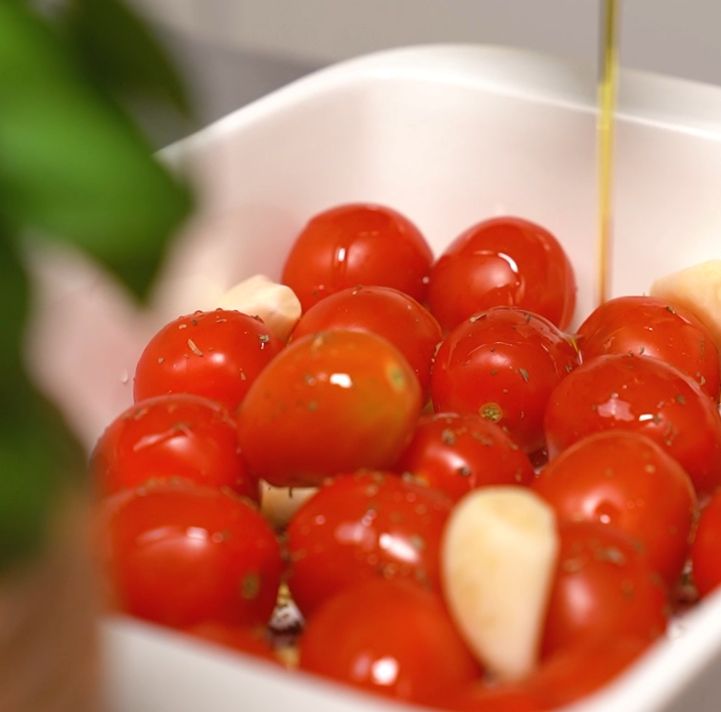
[217,275,301,341]
[261,481,317,530]
[651,260,721,350]
[442,486,558,681]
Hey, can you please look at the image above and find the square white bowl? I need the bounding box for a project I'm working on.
[30,45,721,712]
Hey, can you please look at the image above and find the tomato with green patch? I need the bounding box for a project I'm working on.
[237,330,422,487]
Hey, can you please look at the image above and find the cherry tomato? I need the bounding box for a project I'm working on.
[287,470,451,616]
[431,307,579,452]
[237,330,421,487]
[427,217,576,333]
[528,636,649,709]
[185,622,278,664]
[691,490,721,598]
[290,285,442,398]
[90,394,258,502]
[101,480,282,628]
[577,296,720,400]
[282,203,434,312]
[299,579,480,705]
[541,521,668,658]
[134,309,282,414]
[394,413,534,502]
[544,353,721,496]
[534,431,696,585]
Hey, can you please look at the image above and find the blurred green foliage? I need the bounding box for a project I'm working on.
[0,0,193,570]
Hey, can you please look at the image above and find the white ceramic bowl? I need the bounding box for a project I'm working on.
[29,45,721,712]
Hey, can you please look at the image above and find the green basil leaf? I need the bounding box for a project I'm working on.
[0,2,192,300]
[62,0,193,121]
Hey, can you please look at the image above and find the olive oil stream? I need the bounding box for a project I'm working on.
[597,0,619,305]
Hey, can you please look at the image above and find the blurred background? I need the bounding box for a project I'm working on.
[129,0,721,143]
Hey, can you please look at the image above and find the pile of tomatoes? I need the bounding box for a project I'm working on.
[92,203,721,711]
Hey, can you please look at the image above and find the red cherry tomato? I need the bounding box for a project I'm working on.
[427,217,576,333]
[282,203,434,312]
[544,353,721,496]
[299,579,480,705]
[101,480,282,628]
[90,394,258,502]
[287,471,451,616]
[577,296,720,400]
[541,521,668,659]
[528,636,649,709]
[185,622,278,664]
[134,310,282,414]
[691,490,721,598]
[290,285,442,398]
[431,307,579,452]
[534,431,696,585]
[237,330,421,487]
[394,412,534,502]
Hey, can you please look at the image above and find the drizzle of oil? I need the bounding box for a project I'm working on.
[597,0,620,306]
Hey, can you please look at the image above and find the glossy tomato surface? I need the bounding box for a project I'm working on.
[91,394,257,502]
[290,285,442,397]
[534,431,696,585]
[134,310,282,413]
[427,217,576,333]
[299,579,480,705]
[691,490,721,598]
[577,295,721,400]
[394,412,534,501]
[544,353,721,496]
[101,480,282,628]
[444,684,541,712]
[237,330,421,487]
[431,307,579,453]
[282,203,433,312]
[541,521,668,658]
[287,471,452,616]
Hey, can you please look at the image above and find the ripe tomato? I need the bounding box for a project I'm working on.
[544,353,721,496]
[431,307,579,453]
[282,203,434,312]
[394,413,534,502]
[134,310,282,414]
[101,480,282,628]
[691,490,721,598]
[299,579,480,705]
[541,521,668,658]
[528,636,649,709]
[577,295,720,400]
[533,431,696,585]
[290,285,442,398]
[185,622,278,664]
[90,394,258,502]
[287,471,451,616]
[237,330,421,487]
[427,217,576,333]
